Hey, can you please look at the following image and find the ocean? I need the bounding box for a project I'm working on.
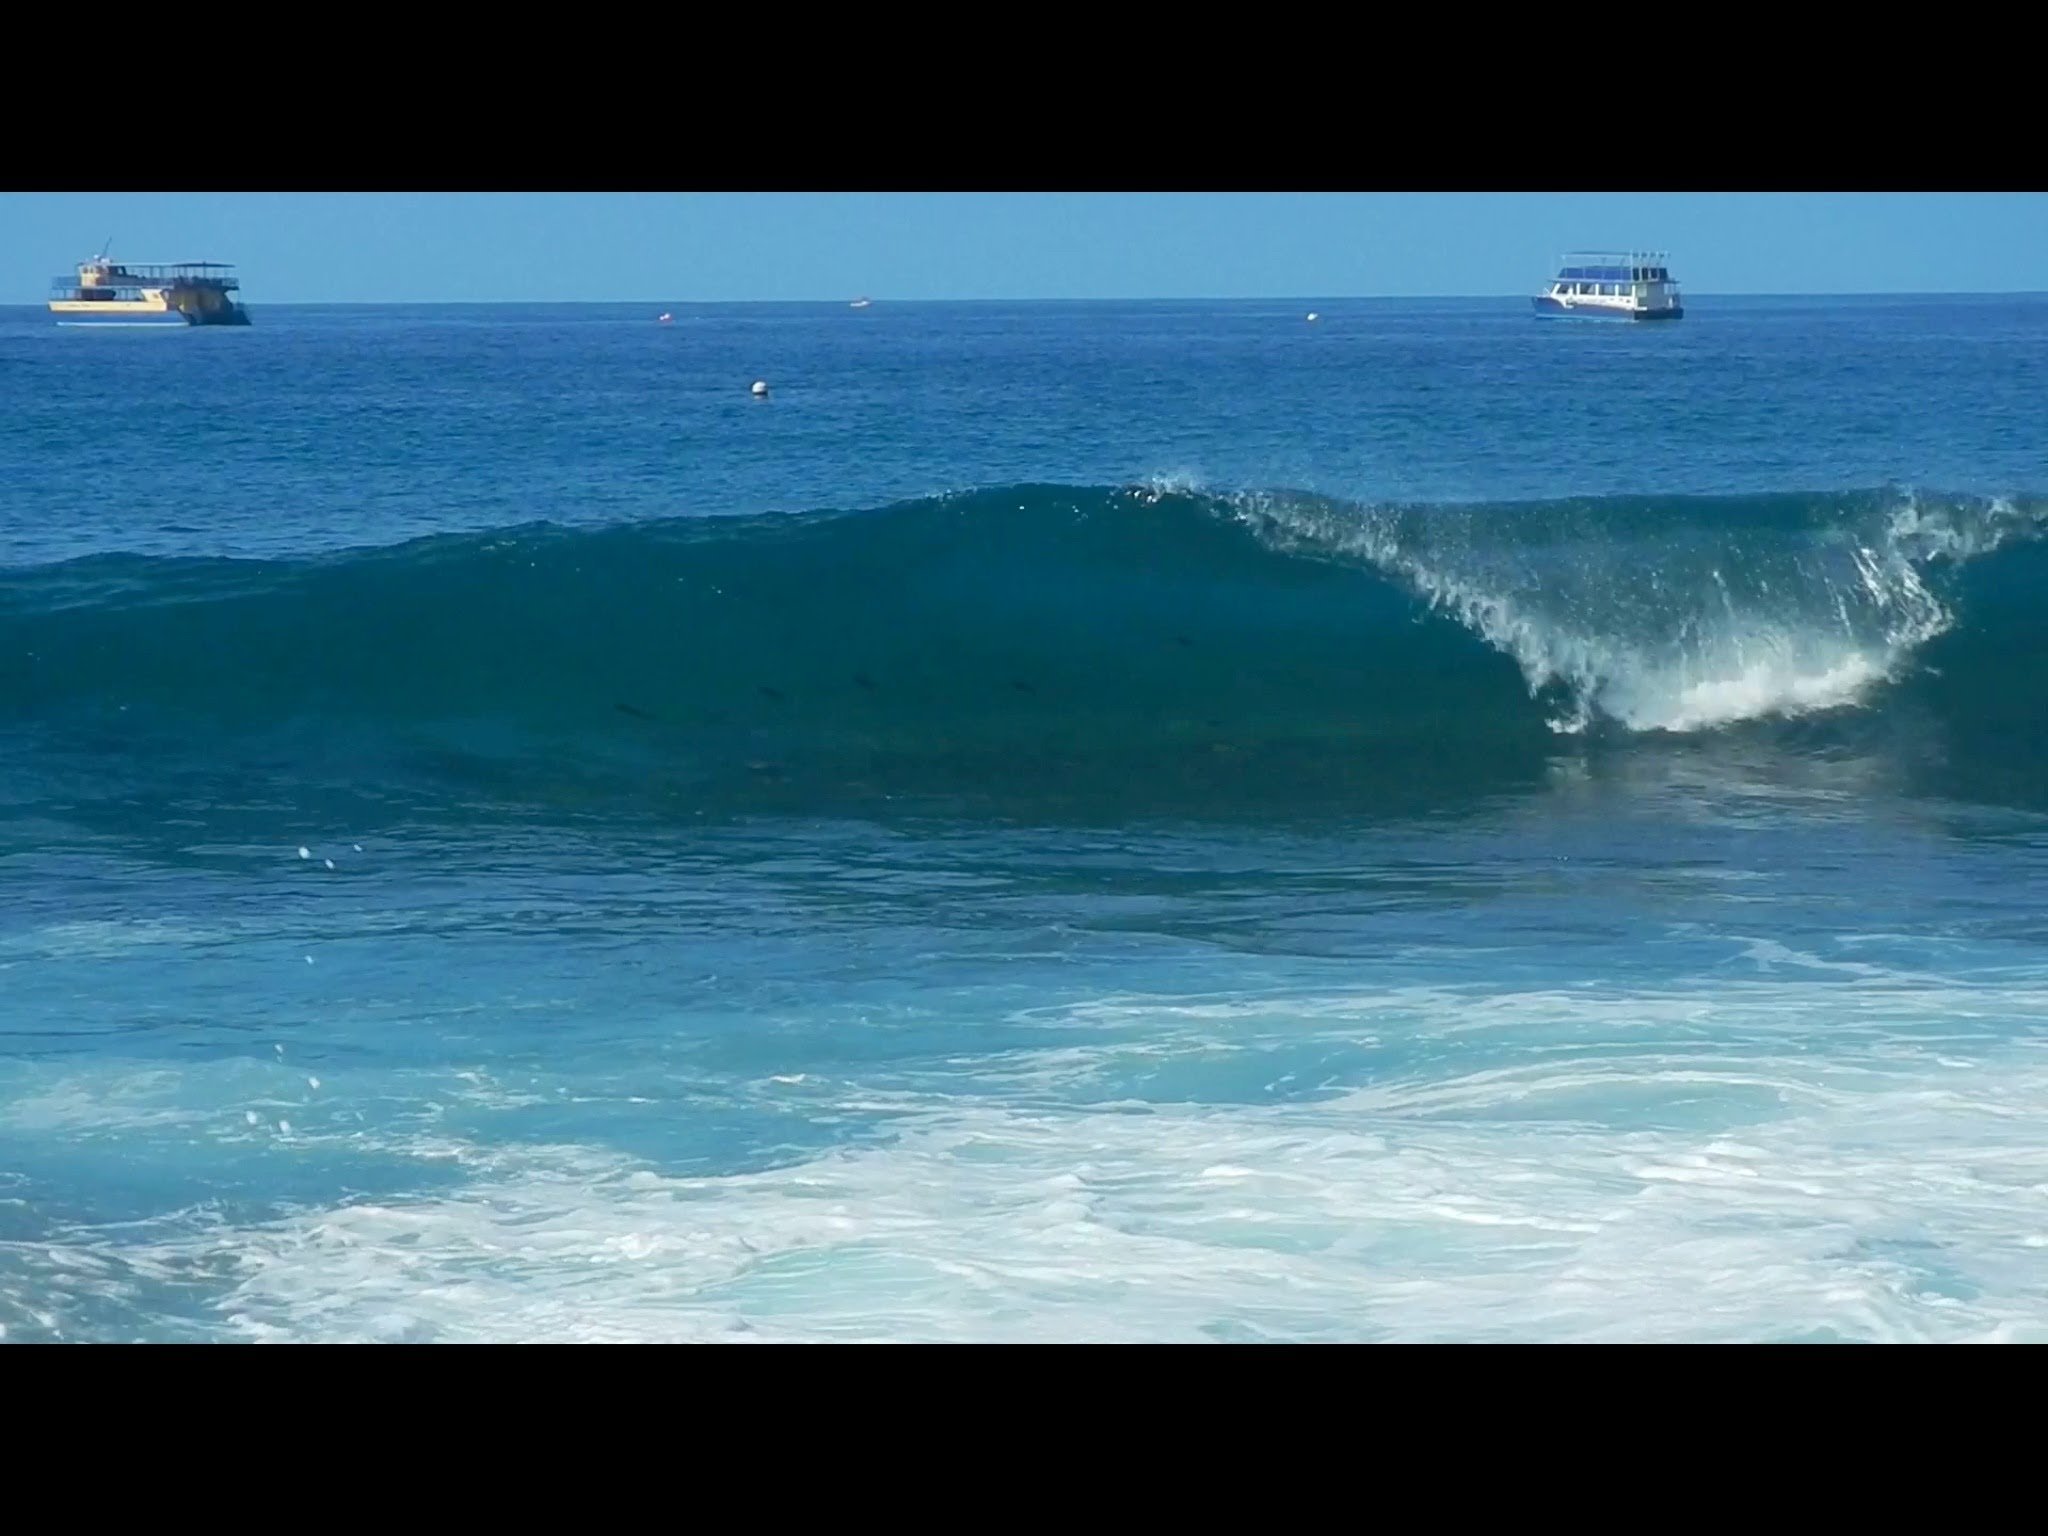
[2,295,2045,1342]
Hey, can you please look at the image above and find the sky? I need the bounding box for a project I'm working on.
[7,193,2045,303]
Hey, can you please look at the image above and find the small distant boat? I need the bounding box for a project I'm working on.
[1533,251,1682,321]
[849,297,872,309]
[50,245,250,327]
[658,312,673,323]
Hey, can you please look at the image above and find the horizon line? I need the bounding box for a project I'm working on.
[13,290,2048,306]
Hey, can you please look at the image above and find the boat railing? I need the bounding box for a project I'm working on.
[67,262,240,288]
[1554,266,1676,285]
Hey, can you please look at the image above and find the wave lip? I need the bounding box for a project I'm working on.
[1231,486,2035,737]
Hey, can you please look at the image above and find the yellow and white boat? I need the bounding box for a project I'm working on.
[50,249,250,326]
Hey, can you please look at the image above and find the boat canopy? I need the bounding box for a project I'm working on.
[1554,251,1672,282]
[69,261,239,284]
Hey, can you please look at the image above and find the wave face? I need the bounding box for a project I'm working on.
[2,484,2042,817]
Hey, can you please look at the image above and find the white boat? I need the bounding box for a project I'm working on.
[1533,251,1682,321]
[50,248,250,327]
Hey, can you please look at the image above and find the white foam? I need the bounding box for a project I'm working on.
[190,1069,2048,1341]
[3,1074,213,1133]
[1,919,224,961]
[1131,474,1209,509]
[55,977,2043,1344]
[13,958,2048,1344]
[1607,648,1897,733]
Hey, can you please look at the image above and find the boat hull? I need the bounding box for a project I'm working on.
[52,312,188,327]
[49,304,250,327]
[1531,295,1683,321]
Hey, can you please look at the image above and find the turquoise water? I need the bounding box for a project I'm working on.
[3,296,2047,1342]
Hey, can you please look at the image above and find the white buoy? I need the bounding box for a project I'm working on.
[297,846,310,859]
[751,380,769,397]
[1306,312,1319,322]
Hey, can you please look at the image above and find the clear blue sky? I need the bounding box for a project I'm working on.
[8,193,2044,303]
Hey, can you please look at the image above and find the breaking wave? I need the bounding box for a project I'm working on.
[2,483,2042,816]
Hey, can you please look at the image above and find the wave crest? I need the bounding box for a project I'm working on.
[1,483,2041,815]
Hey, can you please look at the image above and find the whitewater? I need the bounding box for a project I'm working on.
[3,295,2046,1343]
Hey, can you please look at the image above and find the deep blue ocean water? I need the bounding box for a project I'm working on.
[3,295,2046,1342]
